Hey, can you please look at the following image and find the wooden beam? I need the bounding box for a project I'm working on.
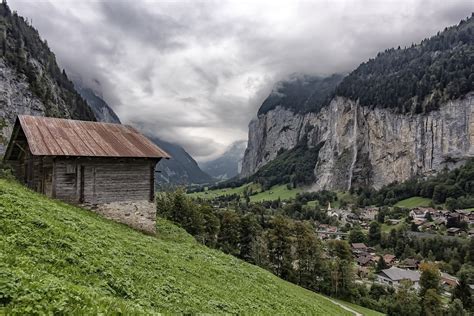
[14,141,26,154]
[4,123,21,160]
[52,158,56,198]
[149,161,155,202]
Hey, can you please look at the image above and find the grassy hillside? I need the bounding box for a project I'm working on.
[394,196,432,208]
[0,179,351,315]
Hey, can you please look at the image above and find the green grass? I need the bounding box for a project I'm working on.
[394,196,432,208]
[381,221,406,233]
[333,298,385,316]
[188,182,303,202]
[0,179,352,315]
[249,184,303,202]
[187,182,258,199]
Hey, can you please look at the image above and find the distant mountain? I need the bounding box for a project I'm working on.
[76,81,213,187]
[73,79,121,124]
[200,140,247,181]
[152,138,214,186]
[258,74,343,115]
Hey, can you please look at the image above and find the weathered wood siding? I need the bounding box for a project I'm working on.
[53,158,158,204]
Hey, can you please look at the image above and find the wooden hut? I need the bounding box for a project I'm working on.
[3,115,170,205]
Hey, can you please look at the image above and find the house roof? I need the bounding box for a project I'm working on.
[383,254,396,263]
[411,209,427,215]
[400,258,418,266]
[379,267,420,282]
[356,255,372,265]
[6,115,170,159]
[351,243,367,249]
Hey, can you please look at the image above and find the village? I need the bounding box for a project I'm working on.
[317,203,474,296]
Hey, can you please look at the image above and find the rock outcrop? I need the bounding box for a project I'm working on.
[241,94,474,190]
[0,3,96,155]
[0,59,47,153]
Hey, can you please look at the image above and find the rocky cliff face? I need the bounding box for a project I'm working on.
[0,58,95,155]
[242,16,473,191]
[241,94,474,190]
[73,80,121,124]
[0,3,96,155]
[0,59,46,153]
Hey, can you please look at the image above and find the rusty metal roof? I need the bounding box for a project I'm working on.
[16,115,171,158]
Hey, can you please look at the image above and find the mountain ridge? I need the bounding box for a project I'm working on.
[200,140,247,181]
[74,82,214,186]
[241,16,474,191]
[73,79,121,124]
[0,2,96,154]
[152,137,214,186]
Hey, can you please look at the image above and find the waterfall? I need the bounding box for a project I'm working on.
[347,104,358,190]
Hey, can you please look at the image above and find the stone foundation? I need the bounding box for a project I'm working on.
[87,200,156,234]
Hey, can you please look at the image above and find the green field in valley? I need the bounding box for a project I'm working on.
[187,182,257,199]
[249,184,303,202]
[0,179,355,315]
[394,196,432,208]
[188,182,304,202]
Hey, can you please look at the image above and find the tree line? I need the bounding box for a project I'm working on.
[157,190,472,315]
[335,15,473,114]
[353,159,474,209]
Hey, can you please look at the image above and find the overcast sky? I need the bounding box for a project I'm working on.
[9,0,472,161]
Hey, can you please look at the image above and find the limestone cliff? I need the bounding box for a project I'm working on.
[241,16,473,190]
[241,94,474,190]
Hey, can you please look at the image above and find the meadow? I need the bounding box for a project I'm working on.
[0,178,353,315]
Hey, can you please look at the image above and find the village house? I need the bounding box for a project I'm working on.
[412,218,427,226]
[434,217,447,226]
[377,267,421,289]
[361,208,378,221]
[4,116,170,233]
[409,208,430,219]
[421,222,436,231]
[441,272,459,290]
[383,254,397,266]
[351,243,368,254]
[468,213,474,225]
[387,219,401,225]
[356,255,372,267]
[447,227,462,236]
[397,258,419,270]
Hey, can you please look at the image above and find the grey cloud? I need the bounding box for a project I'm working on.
[100,1,188,51]
[8,0,473,160]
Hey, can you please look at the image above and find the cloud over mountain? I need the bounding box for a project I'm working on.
[9,0,472,160]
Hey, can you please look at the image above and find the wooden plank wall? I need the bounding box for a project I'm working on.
[54,159,80,203]
[54,158,157,204]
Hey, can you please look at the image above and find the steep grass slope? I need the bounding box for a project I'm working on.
[0,179,350,315]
